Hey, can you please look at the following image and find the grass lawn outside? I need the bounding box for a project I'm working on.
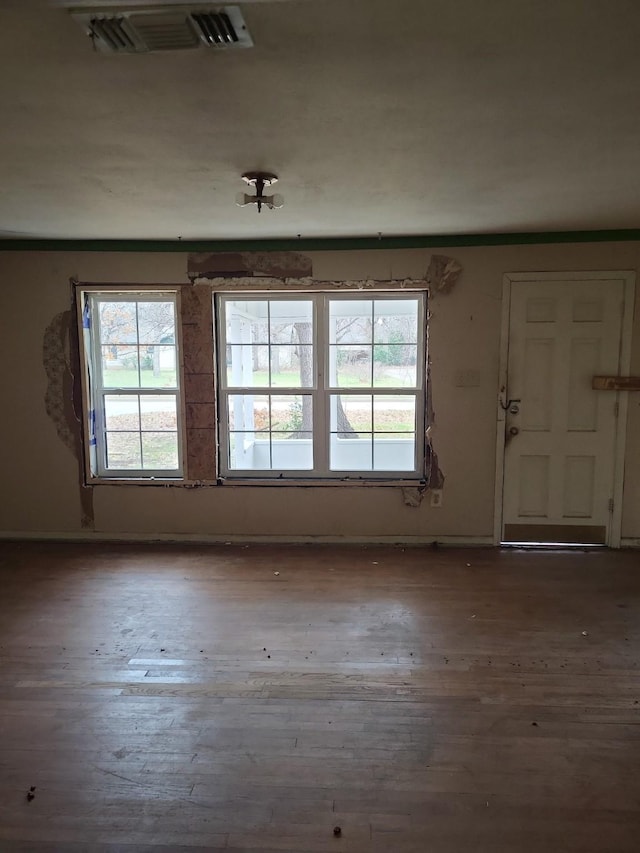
[103,368,177,389]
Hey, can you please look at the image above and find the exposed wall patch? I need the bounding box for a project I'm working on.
[43,310,77,454]
[43,305,94,528]
[180,285,216,481]
[427,254,463,295]
[188,251,313,280]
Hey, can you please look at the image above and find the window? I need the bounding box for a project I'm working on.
[216,292,426,479]
[80,291,182,479]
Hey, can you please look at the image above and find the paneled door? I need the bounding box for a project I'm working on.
[501,275,628,545]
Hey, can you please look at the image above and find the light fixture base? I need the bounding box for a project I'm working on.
[241,171,278,187]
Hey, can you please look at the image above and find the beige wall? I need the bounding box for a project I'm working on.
[0,243,638,542]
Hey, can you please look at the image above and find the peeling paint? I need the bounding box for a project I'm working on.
[427,254,462,295]
[402,487,426,507]
[43,306,94,528]
[422,257,459,497]
[425,442,445,490]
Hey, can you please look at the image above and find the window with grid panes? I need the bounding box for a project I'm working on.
[216,293,426,479]
[81,291,182,478]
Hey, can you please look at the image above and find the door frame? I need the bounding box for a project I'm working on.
[494,270,636,547]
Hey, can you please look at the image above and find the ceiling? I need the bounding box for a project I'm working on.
[1,0,640,241]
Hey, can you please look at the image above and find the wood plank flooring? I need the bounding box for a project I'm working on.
[0,542,638,852]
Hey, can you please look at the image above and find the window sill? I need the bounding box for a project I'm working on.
[86,476,426,488]
[87,476,185,486]
[217,477,426,487]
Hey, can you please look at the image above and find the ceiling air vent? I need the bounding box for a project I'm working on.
[71,6,253,54]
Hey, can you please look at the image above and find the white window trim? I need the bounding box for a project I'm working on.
[215,291,427,482]
[78,286,184,482]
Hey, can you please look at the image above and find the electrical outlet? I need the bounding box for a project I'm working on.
[430,489,443,508]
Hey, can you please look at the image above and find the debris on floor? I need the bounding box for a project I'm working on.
[333,826,342,837]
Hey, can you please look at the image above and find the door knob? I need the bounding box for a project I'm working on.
[509,426,519,436]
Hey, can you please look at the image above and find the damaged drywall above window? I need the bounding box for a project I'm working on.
[188,251,313,280]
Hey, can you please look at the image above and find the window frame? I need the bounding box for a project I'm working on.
[215,291,427,482]
[78,286,184,482]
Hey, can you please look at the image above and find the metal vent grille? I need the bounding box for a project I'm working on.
[128,13,200,51]
[191,11,238,45]
[72,6,252,54]
[87,16,138,52]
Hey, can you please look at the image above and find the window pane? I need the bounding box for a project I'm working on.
[269,300,313,343]
[373,345,418,387]
[330,395,372,434]
[373,396,416,432]
[271,395,312,432]
[226,345,269,387]
[141,432,179,469]
[137,301,175,345]
[229,432,271,470]
[99,301,137,345]
[230,430,314,471]
[373,434,416,471]
[105,395,140,431]
[228,395,269,432]
[270,346,313,388]
[329,300,373,344]
[330,433,372,471]
[106,432,141,469]
[102,345,139,388]
[373,299,419,344]
[225,300,269,344]
[140,345,177,388]
[272,432,313,470]
[140,395,177,431]
[330,345,372,387]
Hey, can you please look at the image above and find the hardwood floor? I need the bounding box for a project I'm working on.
[0,542,638,852]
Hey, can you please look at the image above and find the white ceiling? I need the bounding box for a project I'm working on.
[1,0,640,240]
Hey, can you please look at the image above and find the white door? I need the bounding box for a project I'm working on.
[501,276,625,545]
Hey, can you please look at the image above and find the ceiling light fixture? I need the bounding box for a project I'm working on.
[236,171,284,213]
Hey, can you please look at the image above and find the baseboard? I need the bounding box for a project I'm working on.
[0,530,496,547]
[621,538,640,549]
